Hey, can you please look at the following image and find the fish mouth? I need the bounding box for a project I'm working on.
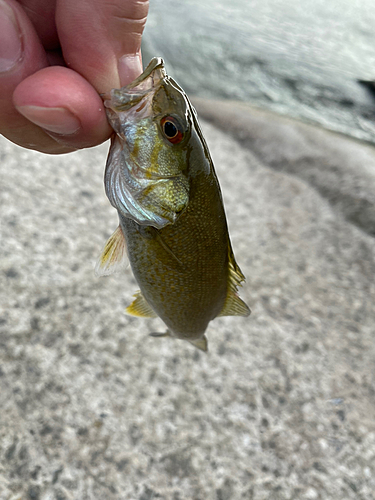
[103,57,166,112]
[125,57,166,91]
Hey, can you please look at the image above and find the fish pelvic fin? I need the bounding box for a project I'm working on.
[218,247,251,317]
[126,291,158,318]
[95,225,128,276]
[149,330,170,338]
[188,335,208,352]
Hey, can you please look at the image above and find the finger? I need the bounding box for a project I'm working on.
[17,0,59,49]
[0,0,54,150]
[56,0,149,92]
[0,0,48,120]
[13,66,111,153]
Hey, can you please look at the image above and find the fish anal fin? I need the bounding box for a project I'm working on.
[188,335,208,352]
[126,291,157,318]
[218,292,251,317]
[95,225,128,276]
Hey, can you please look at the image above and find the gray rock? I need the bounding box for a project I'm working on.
[1,105,375,499]
[194,97,375,237]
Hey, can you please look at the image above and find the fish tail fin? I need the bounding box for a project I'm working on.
[95,225,128,276]
[188,335,208,352]
[150,331,208,352]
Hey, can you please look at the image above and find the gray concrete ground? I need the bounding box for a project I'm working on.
[1,103,375,500]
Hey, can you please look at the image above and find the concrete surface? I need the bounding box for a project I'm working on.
[1,103,375,500]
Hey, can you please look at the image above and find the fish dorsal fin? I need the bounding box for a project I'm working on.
[218,246,251,317]
[188,335,208,352]
[227,252,246,292]
[126,291,157,318]
[95,225,128,276]
[218,293,251,317]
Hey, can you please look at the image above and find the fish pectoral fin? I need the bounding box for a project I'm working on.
[126,291,158,318]
[188,335,208,352]
[155,233,183,265]
[95,225,128,276]
[218,292,251,317]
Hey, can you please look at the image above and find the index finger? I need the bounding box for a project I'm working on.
[56,0,149,93]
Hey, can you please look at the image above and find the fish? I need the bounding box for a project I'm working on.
[97,57,250,351]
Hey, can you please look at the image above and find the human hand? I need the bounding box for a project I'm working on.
[0,0,149,154]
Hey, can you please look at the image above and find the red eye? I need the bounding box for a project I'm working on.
[161,116,184,144]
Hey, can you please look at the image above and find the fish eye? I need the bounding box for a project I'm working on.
[161,116,184,144]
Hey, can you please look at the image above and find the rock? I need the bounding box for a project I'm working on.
[1,105,375,499]
[193,97,375,236]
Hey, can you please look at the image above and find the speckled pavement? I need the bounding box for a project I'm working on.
[1,104,375,500]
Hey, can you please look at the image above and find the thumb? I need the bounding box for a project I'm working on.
[56,0,149,93]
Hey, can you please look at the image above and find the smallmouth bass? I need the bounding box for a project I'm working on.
[97,58,250,351]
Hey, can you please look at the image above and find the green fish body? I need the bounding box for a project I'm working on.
[97,58,250,350]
